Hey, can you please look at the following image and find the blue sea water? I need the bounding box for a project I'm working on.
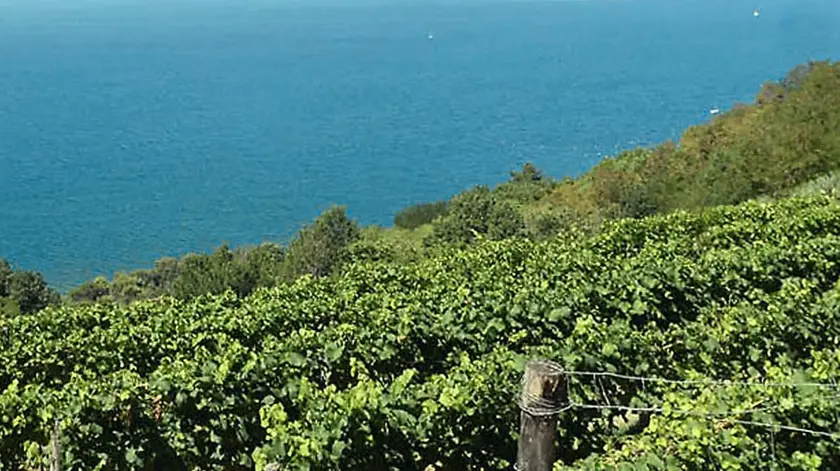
[1,0,839,290]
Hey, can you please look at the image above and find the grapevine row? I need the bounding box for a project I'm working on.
[2,195,840,469]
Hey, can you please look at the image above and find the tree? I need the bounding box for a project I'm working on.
[781,61,819,91]
[109,272,144,303]
[509,162,545,183]
[9,271,58,314]
[152,257,181,291]
[495,163,554,203]
[281,206,360,280]
[429,186,525,246]
[69,276,111,304]
[0,259,11,298]
[135,257,181,296]
[172,245,248,298]
[242,243,285,290]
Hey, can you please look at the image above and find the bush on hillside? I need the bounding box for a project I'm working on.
[546,60,840,224]
[494,162,555,204]
[394,201,449,230]
[428,185,526,246]
[0,259,11,298]
[281,206,360,280]
[69,276,111,304]
[0,259,59,315]
[8,271,59,315]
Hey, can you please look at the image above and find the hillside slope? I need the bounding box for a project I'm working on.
[3,194,840,469]
[55,61,840,306]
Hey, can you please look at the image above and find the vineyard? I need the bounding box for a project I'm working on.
[3,194,840,470]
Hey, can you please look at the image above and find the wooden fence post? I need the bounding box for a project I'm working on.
[50,418,61,471]
[516,360,567,471]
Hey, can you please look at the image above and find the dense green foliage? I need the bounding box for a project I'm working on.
[279,206,360,281]
[4,195,840,469]
[68,244,284,304]
[427,185,527,246]
[495,162,556,203]
[68,207,360,304]
[393,201,449,230]
[540,60,840,225]
[0,259,59,316]
[3,59,840,469]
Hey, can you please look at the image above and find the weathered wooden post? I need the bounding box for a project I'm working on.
[516,360,568,471]
[50,418,61,471]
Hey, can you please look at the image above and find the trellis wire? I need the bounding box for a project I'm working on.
[567,370,840,390]
[515,360,840,439]
[571,402,840,440]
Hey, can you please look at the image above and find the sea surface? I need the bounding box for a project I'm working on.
[1,0,839,290]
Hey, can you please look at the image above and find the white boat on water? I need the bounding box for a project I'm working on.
[754,9,760,17]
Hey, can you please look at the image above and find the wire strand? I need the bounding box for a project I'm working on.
[567,370,840,390]
[514,360,840,436]
[572,402,782,417]
[570,402,840,440]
